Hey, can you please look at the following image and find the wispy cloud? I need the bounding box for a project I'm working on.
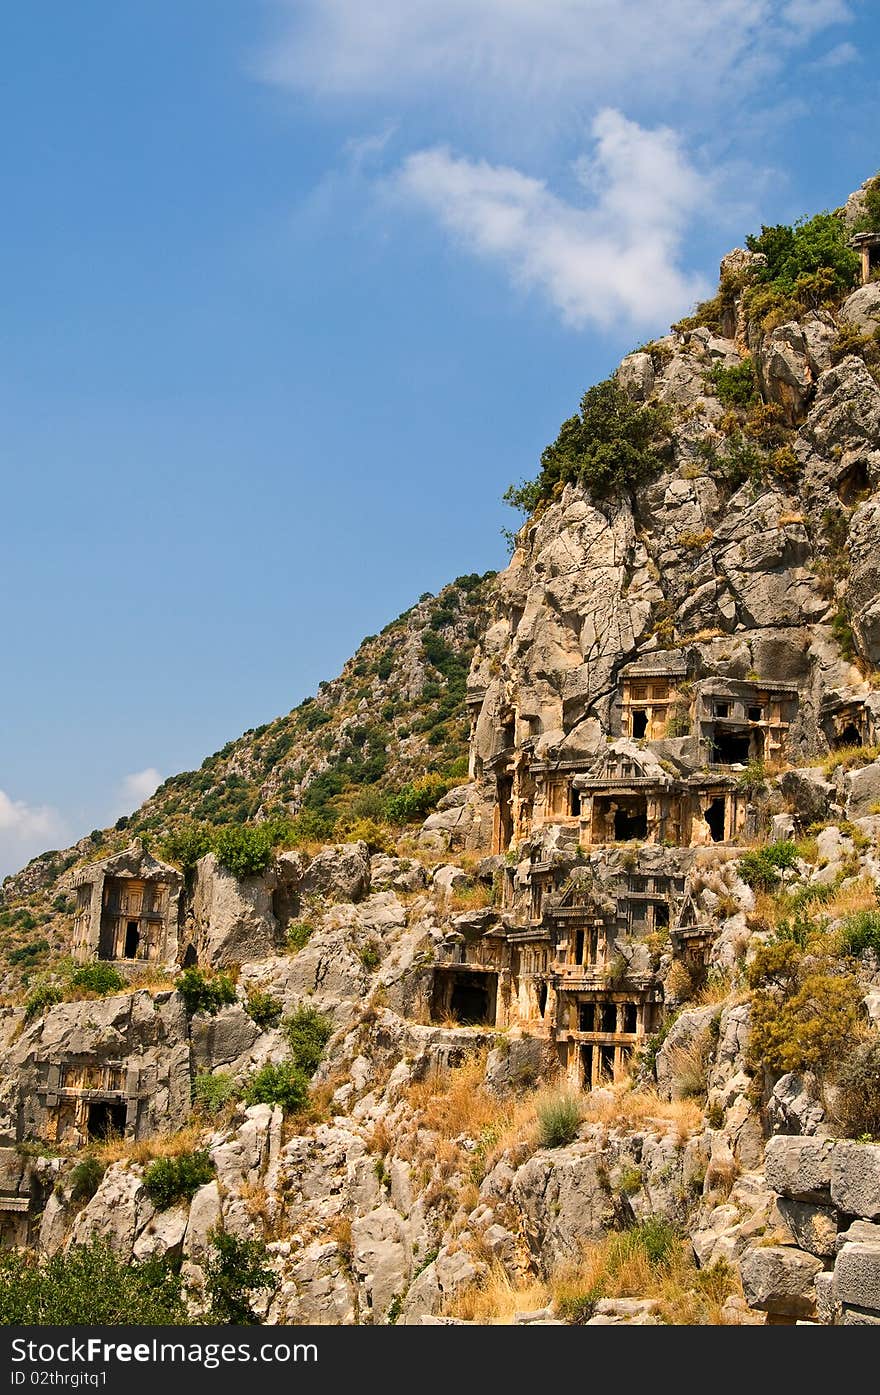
[118,767,162,813]
[391,110,711,330]
[0,789,64,879]
[809,38,859,68]
[258,0,852,122]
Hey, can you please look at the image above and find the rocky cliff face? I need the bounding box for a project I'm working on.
[3,177,880,1327]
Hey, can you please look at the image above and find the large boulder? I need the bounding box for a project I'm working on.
[840,284,880,335]
[739,1244,822,1318]
[843,761,880,819]
[831,1141,880,1220]
[191,854,280,966]
[764,1135,834,1203]
[778,768,835,827]
[834,1242,880,1317]
[299,843,371,905]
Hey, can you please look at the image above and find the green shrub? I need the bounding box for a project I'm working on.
[192,1072,236,1116]
[24,982,63,1022]
[212,824,275,879]
[283,1005,332,1074]
[0,1241,187,1325]
[8,939,50,965]
[746,213,859,301]
[143,1151,215,1210]
[708,360,758,409]
[204,1229,276,1324]
[737,840,799,891]
[174,967,237,1017]
[69,1155,106,1202]
[243,1061,310,1114]
[537,1093,582,1148]
[838,910,880,958]
[70,962,126,996]
[505,378,671,514]
[831,1038,880,1137]
[244,989,282,1030]
[359,941,381,971]
[736,760,768,798]
[160,821,213,874]
[386,774,449,823]
[286,920,314,952]
[748,938,862,1077]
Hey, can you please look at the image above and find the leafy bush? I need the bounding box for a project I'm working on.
[831,1038,880,1138]
[69,1155,106,1202]
[204,1229,276,1324]
[283,1005,332,1074]
[243,1061,310,1114]
[0,1241,187,1325]
[24,982,63,1022]
[160,821,213,874]
[746,213,859,302]
[286,920,314,952]
[708,360,758,409]
[70,963,126,996]
[505,378,671,514]
[8,939,50,965]
[838,910,880,958]
[143,1151,215,1210]
[244,989,282,1030]
[386,773,450,824]
[851,174,880,235]
[736,760,768,798]
[537,1093,582,1148]
[192,1072,236,1117]
[212,824,275,879]
[748,938,861,1076]
[175,967,237,1017]
[359,941,381,971]
[737,840,799,891]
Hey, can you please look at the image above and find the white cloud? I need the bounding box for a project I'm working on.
[0,789,59,840]
[391,110,711,330]
[809,38,859,67]
[0,789,65,880]
[119,768,162,810]
[258,0,850,117]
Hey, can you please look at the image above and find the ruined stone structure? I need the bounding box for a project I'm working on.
[71,843,182,966]
[850,229,880,285]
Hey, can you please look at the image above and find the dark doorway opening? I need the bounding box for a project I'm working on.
[581,1044,594,1088]
[631,710,648,739]
[570,785,582,816]
[450,979,491,1024]
[124,921,140,958]
[574,929,585,964]
[712,729,750,764]
[87,1100,127,1141]
[537,981,548,1017]
[747,705,763,722]
[623,1002,638,1033]
[614,804,648,841]
[599,1044,615,1081]
[181,944,198,968]
[654,901,669,930]
[705,797,726,843]
[835,723,862,749]
[496,777,513,852]
[579,1002,595,1032]
[600,1002,617,1032]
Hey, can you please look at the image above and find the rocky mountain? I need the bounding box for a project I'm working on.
[3,174,880,1328]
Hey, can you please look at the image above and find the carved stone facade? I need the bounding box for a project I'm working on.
[71,843,182,966]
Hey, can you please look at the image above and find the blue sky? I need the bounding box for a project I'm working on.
[1,0,878,876]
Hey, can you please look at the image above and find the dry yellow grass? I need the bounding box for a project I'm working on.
[581,1085,703,1144]
[446,1262,551,1323]
[821,877,878,920]
[446,1233,742,1325]
[94,1122,206,1166]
